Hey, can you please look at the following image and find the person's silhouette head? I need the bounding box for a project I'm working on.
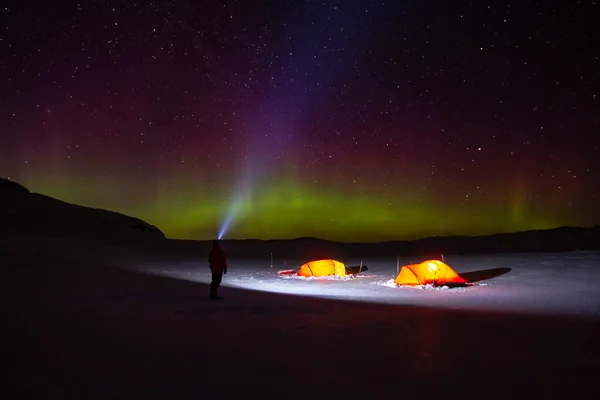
[212,239,220,248]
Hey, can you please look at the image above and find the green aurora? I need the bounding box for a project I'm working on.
[10,171,563,243]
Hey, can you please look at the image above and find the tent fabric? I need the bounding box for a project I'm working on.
[394,260,466,286]
[297,259,347,277]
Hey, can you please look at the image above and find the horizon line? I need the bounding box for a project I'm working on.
[167,224,599,244]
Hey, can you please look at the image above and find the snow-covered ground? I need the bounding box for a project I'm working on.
[4,238,600,398]
[134,252,600,318]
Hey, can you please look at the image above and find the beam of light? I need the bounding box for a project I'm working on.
[217,143,276,239]
[217,3,384,240]
[218,191,247,239]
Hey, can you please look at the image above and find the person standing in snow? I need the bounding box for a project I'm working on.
[208,239,228,300]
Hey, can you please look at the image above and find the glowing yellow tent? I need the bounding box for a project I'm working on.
[297,259,347,277]
[394,260,466,286]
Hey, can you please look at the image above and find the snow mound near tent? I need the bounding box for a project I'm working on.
[377,278,484,291]
[278,274,356,281]
[378,278,400,288]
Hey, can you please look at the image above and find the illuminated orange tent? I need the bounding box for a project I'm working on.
[394,260,466,286]
[297,259,347,277]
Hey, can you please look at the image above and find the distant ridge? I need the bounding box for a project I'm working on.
[0,177,165,244]
[191,225,600,259]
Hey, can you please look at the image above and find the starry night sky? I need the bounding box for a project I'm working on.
[1,1,599,242]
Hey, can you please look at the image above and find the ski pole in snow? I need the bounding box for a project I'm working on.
[396,254,400,276]
[359,260,363,274]
[440,254,445,283]
[270,252,273,268]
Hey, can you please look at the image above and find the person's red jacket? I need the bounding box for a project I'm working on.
[209,246,227,273]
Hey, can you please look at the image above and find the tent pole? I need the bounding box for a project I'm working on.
[396,254,400,276]
[270,252,273,268]
[359,260,363,274]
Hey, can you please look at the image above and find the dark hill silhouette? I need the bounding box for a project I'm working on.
[0,177,29,193]
[0,177,165,244]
